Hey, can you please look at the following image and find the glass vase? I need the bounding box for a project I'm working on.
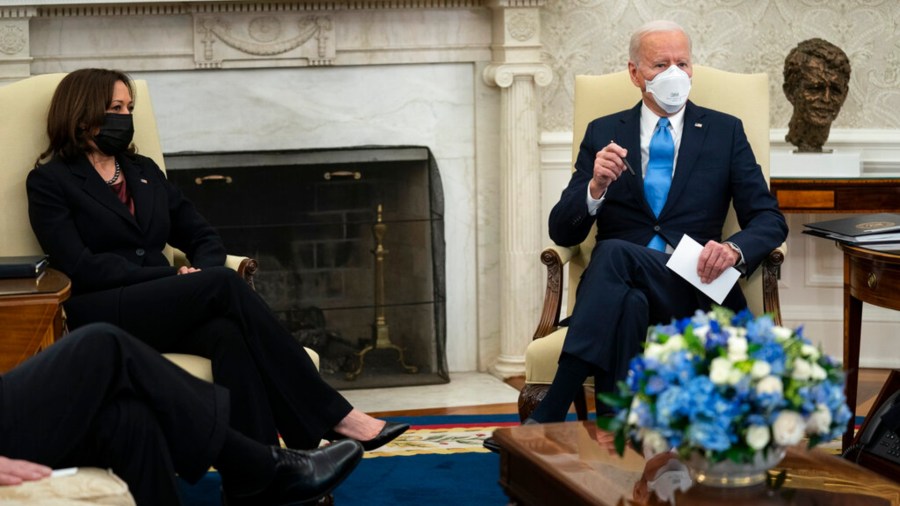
[685,448,786,488]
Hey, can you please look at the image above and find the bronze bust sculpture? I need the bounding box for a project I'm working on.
[782,38,851,152]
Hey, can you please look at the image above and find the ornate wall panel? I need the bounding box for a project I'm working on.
[539,0,900,132]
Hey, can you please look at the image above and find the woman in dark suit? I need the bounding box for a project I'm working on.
[25,69,406,477]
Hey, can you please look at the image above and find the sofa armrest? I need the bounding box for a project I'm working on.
[532,244,580,340]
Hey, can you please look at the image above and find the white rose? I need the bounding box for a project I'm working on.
[627,397,642,425]
[801,344,820,361]
[693,325,709,344]
[772,326,793,342]
[746,425,771,451]
[645,342,665,361]
[756,375,783,396]
[773,410,805,446]
[727,335,749,362]
[709,357,732,385]
[806,404,833,435]
[792,358,812,381]
[810,362,827,381]
[664,335,687,354]
[728,368,744,386]
[639,428,670,459]
[751,360,772,379]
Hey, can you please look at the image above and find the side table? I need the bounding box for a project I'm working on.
[0,268,71,373]
[839,244,900,452]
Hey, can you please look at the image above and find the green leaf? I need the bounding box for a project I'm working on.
[596,416,621,433]
[613,430,626,457]
[597,391,631,409]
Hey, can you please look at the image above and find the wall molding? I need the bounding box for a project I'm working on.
[541,128,900,175]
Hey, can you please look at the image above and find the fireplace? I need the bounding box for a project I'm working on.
[165,146,448,389]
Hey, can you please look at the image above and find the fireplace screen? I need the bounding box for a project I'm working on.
[165,147,448,389]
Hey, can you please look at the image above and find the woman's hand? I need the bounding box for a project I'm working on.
[0,456,51,486]
[177,266,201,275]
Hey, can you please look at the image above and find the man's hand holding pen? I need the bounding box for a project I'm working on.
[589,141,635,199]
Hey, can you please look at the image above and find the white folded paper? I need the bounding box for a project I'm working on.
[666,235,740,304]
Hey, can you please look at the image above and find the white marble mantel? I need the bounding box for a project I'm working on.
[1,0,551,376]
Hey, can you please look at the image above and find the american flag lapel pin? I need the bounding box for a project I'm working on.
[694,122,703,128]
[140,178,148,184]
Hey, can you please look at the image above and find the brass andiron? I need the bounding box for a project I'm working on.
[346,204,418,380]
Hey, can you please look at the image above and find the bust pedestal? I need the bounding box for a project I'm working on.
[771,149,861,178]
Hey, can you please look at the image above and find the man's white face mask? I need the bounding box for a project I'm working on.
[645,65,692,114]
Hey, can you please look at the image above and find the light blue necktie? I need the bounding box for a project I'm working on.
[644,117,674,252]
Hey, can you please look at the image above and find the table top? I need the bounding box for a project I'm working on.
[0,269,71,300]
[493,421,900,505]
[840,242,900,259]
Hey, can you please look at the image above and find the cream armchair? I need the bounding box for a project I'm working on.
[518,66,786,421]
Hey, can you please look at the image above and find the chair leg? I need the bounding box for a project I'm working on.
[573,387,588,421]
[517,384,548,422]
[518,384,591,422]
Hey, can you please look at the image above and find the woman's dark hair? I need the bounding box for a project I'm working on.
[38,68,136,164]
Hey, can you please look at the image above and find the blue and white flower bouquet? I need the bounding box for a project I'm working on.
[598,306,852,465]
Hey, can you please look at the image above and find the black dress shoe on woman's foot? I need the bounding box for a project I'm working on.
[226,439,364,506]
[326,421,410,451]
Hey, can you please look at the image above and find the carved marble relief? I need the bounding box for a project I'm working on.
[0,23,27,56]
[194,14,335,69]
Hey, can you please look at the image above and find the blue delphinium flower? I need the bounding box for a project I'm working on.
[687,422,731,452]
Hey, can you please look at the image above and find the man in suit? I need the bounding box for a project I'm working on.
[530,20,788,423]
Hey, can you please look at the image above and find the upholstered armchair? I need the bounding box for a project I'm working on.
[518,66,786,422]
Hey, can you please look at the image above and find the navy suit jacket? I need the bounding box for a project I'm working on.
[26,153,226,295]
[549,101,787,277]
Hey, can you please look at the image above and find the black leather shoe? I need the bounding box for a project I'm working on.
[482,436,501,453]
[326,421,410,451]
[226,440,363,506]
[483,418,537,454]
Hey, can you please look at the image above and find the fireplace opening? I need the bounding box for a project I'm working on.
[165,147,448,389]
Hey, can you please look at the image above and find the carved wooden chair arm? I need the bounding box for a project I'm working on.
[171,248,258,289]
[762,243,786,326]
[532,244,580,340]
[225,255,259,289]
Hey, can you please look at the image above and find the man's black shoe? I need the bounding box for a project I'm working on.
[226,440,363,506]
[482,436,501,453]
[483,418,538,454]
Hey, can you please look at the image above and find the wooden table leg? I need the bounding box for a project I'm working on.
[842,282,863,453]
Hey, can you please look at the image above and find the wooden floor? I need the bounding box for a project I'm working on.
[372,368,893,418]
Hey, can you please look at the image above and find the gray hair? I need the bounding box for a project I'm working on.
[628,20,692,66]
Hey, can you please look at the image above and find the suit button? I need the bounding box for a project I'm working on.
[653,225,661,232]
[135,248,145,257]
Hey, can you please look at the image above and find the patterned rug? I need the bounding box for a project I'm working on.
[362,414,521,458]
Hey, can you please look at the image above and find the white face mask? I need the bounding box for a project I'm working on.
[645,65,692,114]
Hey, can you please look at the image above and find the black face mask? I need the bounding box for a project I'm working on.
[94,113,134,156]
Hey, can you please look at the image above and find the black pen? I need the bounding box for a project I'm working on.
[610,140,636,176]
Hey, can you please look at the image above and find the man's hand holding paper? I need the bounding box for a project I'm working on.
[666,235,741,305]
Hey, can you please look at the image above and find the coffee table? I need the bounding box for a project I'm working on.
[494,421,900,505]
